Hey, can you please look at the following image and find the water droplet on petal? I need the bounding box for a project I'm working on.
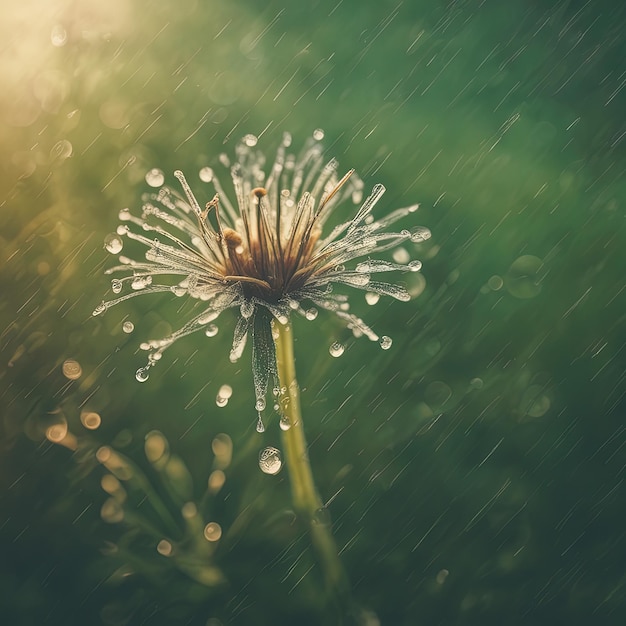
[145,168,165,187]
[136,367,150,382]
[329,342,345,358]
[259,446,282,475]
[199,167,214,182]
[122,321,134,334]
[104,233,123,254]
[379,336,393,350]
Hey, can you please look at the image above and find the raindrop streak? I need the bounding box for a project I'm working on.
[259,447,282,475]
[379,336,393,350]
[329,342,345,357]
[104,233,123,254]
[145,168,165,187]
[122,321,134,333]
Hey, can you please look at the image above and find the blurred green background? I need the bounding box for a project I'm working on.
[1,0,624,624]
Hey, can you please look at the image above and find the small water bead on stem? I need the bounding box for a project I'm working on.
[122,321,134,333]
[259,446,282,475]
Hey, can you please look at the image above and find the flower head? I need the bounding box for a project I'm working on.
[94,131,429,425]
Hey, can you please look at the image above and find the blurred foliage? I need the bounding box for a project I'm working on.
[1,0,625,624]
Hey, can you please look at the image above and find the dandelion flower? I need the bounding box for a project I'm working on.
[94,131,429,426]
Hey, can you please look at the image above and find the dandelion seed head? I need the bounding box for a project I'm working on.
[96,132,428,421]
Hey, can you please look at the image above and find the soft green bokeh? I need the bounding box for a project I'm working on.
[1,1,624,624]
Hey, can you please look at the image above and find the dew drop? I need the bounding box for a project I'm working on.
[259,446,282,475]
[365,292,380,305]
[50,140,73,161]
[305,308,318,321]
[255,398,266,412]
[199,166,214,182]
[122,321,134,334]
[92,301,107,316]
[216,384,233,407]
[393,247,411,264]
[156,539,172,556]
[329,342,345,357]
[171,285,186,297]
[256,414,265,433]
[243,133,258,147]
[62,359,82,380]
[204,324,219,337]
[411,227,432,243]
[135,367,150,382]
[313,128,325,141]
[145,168,165,187]
[409,260,422,272]
[118,208,131,221]
[111,279,123,294]
[104,233,124,254]
[131,275,152,290]
[203,522,222,542]
[50,24,67,47]
[379,336,393,350]
[279,415,291,431]
[80,411,102,430]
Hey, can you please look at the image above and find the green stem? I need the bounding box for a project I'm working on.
[274,321,350,602]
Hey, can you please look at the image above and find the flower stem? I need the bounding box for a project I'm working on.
[274,321,349,601]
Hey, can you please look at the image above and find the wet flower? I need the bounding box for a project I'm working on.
[94,131,429,423]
